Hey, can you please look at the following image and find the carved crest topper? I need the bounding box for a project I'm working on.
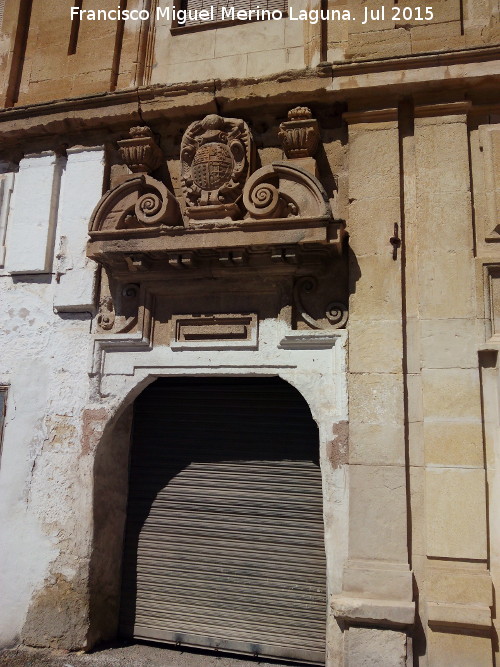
[180,114,253,220]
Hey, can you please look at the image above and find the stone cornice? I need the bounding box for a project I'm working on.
[0,46,499,148]
[414,101,472,118]
[330,43,500,76]
[343,108,398,124]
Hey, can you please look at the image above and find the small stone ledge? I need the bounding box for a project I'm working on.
[331,595,415,628]
[427,602,492,631]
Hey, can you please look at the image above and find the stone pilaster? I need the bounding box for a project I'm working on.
[408,103,493,665]
[331,109,414,665]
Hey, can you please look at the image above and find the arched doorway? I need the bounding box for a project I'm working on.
[119,376,326,664]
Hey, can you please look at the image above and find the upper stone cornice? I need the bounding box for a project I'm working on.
[0,46,500,148]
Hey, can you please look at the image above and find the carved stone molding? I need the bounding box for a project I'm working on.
[97,296,115,331]
[278,107,320,159]
[181,114,253,220]
[484,263,500,342]
[118,126,163,174]
[171,313,258,350]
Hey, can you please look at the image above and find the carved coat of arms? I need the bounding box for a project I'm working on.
[180,114,253,220]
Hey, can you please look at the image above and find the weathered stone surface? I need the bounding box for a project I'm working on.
[428,629,493,667]
[426,468,488,560]
[346,627,407,666]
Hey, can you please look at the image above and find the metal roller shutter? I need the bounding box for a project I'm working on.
[120,377,326,664]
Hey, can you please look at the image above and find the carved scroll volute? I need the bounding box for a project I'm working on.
[89,175,182,232]
[97,296,115,331]
[181,114,254,220]
[242,162,331,221]
[294,276,348,330]
[118,126,163,174]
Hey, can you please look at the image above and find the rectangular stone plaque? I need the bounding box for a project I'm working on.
[171,313,258,349]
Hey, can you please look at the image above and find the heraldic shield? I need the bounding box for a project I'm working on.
[181,114,254,220]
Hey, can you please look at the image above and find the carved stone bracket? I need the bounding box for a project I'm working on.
[117,283,140,333]
[96,281,141,334]
[97,296,115,331]
[294,276,348,330]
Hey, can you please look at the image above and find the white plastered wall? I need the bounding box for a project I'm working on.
[0,147,104,648]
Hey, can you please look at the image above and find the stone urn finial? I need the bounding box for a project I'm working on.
[278,107,320,159]
[118,126,164,174]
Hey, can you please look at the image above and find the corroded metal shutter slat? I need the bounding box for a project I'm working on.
[120,377,326,665]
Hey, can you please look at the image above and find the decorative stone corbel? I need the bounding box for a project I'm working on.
[96,282,141,334]
[294,275,348,329]
[97,296,115,331]
[118,126,163,174]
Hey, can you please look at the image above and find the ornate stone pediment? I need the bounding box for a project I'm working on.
[87,112,345,269]
[88,113,348,337]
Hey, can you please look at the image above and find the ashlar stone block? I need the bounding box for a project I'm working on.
[348,319,403,374]
[428,628,492,666]
[422,368,482,420]
[420,318,479,369]
[424,421,484,467]
[417,251,475,319]
[415,120,470,195]
[346,626,407,666]
[426,468,487,560]
[349,254,402,320]
[348,126,400,201]
[349,465,408,562]
[349,372,404,427]
[349,422,405,466]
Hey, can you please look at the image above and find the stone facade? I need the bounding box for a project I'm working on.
[0,1,499,665]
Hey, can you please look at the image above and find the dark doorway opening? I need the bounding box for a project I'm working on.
[120,376,326,665]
